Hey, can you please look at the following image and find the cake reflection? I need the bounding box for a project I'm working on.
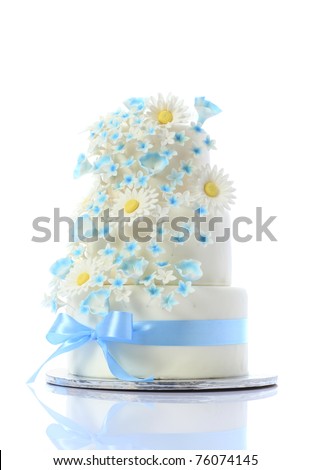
[32,384,277,450]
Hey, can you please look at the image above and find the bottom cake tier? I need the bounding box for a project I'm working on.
[67,286,248,380]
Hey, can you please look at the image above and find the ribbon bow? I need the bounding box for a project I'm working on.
[28,312,153,383]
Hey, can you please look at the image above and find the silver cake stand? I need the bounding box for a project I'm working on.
[46,369,278,391]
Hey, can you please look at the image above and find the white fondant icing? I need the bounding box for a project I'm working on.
[68,286,248,379]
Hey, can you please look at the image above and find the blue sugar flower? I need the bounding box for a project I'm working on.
[95,120,104,131]
[167,169,185,186]
[167,194,180,207]
[110,131,121,142]
[80,289,110,316]
[177,280,195,297]
[113,181,123,190]
[124,97,145,113]
[114,253,124,265]
[204,135,212,146]
[192,124,203,133]
[136,171,149,188]
[97,192,108,205]
[195,206,208,216]
[180,160,193,175]
[194,97,221,125]
[99,243,116,256]
[160,184,173,193]
[147,241,164,257]
[147,283,163,298]
[91,205,101,216]
[115,142,125,152]
[108,118,121,129]
[74,213,98,240]
[175,259,203,281]
[124,241,140,255]
[50,257,73,278]
[156,224,167,239]
[90,273,107,287]
[203,135,216,149]
[155,261,170,268]
[98,224,111,239]
[111,276,125,289]
[139,273,155,286]
[119,256,149,279]
[197,231,210,246]
[123,174,134,186]
[192,147,202,156]
[73,154,92,179]
[121,156,135,168]
[156,224,167,242]
[147,126,156,135]
[107,162,119,177]
[137,141,152,153]
[70,246,85,258]
[132,117,142,126]
[161,148,177,159]
[174,131,189,145]
[161,293,179,311]
[126,133,134,142]
[171,233,186,244]
[121,112,130,119]
[100,130,108,142]
[93,155,112,173]
[139,152,169,174]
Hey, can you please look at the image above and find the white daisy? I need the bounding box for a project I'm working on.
[193,165,236,212]
[146,93,190,126]
[59,257,104,297]
[113,187,159,219]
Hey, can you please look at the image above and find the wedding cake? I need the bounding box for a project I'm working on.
[40,94,248,382]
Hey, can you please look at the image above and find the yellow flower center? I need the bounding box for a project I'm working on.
[124,198,140,213]
[158,109,173,124]
[204,181,219,198]
[76,272,90,286]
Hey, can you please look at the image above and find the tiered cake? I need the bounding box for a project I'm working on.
[43,94,248,381]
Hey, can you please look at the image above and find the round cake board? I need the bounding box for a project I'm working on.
[46,369,278,391]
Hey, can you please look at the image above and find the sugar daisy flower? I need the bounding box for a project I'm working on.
[59,257,104,297]
[193,165,236,212]
[113,187,159,219]
[146,93,190,126]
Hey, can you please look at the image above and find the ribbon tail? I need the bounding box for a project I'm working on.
[27,337,89,384]
[97,340,154,383]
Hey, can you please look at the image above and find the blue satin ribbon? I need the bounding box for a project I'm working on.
[28,312,247,383]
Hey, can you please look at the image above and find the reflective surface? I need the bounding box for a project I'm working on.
[30,380,277,450]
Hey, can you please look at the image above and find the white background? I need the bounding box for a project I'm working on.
[1,1,310,468]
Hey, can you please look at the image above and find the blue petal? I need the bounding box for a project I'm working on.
[50,257,73,278]
[93,155,112,173]
[175,259,203,281]
[194,97,221,125]
[139,152,169,174]
[73,154,92,179]
[118,256,149,279]
[124,97,145,113]
[80,289,110,316]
